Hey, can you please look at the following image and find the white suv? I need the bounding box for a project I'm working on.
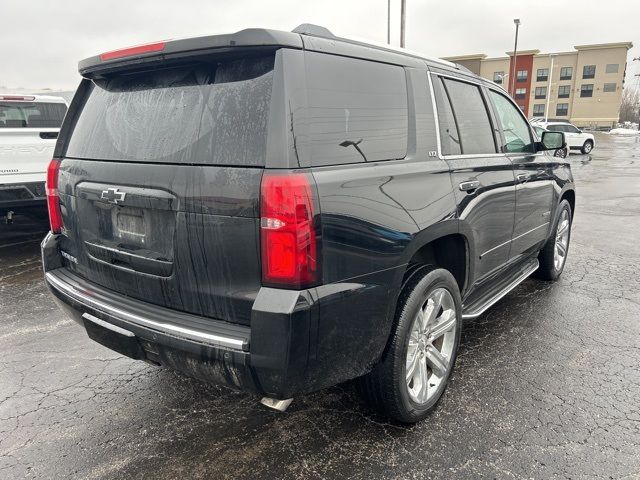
[533,120,595,154]
[0,94,67,221]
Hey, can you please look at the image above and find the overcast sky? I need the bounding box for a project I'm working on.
[2,0,638,91]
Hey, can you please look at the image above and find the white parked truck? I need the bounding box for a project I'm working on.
[0,94,68,221]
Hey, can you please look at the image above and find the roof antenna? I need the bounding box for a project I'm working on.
[292,24,335,38]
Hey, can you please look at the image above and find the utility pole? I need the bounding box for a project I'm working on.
[387,0,391,44]
[510,19,521,98]
[545,54,555,122]
[400,0,406,48]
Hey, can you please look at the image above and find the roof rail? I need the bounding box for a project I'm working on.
[292,24,335,37]
[291,23,456,69]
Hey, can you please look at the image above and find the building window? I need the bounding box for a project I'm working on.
[493,71,504,84]
[533,104,545,117]
[558,85,571,99]
[605,64,619,74]
[603,83,617,92]
[560,67,573,80]
[556,103,569,116]
[517,70,528,82]
[534,87,546,99]
[580,84,594,97]
[515,88,526,99]
[583,65,596,79]
[536,68,549,82]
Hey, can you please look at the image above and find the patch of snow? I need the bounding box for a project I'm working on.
[609,128,640,136]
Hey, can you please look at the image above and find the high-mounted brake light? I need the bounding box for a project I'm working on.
[260,173,320,289]
[46,159,63,234]
[99,41,166,61]
[0,95,35,101]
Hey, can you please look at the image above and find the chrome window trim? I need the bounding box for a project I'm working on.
[428,72,507,161]
[428,73,547,161]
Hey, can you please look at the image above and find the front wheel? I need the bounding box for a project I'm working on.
[535,200,572,281]
[581,140,593,154]
[554,147,568,158]
[359,266,462,423]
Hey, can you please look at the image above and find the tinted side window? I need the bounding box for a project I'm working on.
[547,125,563,132]
[300,53,408,166]
[0,102,67,128]
[488,90,534,153]
[432,76,461,155]
[441,78,496,155]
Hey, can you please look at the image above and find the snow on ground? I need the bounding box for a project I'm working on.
[609,128,640,136]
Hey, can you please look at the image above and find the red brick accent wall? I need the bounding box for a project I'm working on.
[509,54,534,115]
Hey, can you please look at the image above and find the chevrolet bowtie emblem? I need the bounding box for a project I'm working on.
[101,187,126,204]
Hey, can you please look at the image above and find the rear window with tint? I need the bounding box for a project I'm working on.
[298,52,408,166]
[65,55,274,166]
[434,77,496,155]
[0,102,67,128]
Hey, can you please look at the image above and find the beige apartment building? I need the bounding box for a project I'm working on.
[443,42,633,129]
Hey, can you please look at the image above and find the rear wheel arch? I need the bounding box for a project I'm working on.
[404,234,469,295]
[560,189,575,216]
[377,224,471,365]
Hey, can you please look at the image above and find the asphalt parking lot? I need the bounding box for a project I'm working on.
[1,133,639,479]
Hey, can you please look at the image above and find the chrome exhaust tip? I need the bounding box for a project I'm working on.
[260,397,293,412]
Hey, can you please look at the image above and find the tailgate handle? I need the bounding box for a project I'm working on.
[39,132,58,140]
[85,241,173,277]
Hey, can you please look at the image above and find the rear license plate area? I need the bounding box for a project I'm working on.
[112,207,146,245]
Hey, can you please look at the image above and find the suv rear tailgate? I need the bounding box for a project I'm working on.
[55,53,276,326]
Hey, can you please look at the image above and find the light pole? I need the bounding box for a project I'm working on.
[387,0,391,44]
[496,73,509,85]
[545,54,555,122]
[510,18,521,98]
[400,0,406,48]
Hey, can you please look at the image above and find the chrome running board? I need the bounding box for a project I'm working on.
[260,397,293,412]
[462,259,539,320]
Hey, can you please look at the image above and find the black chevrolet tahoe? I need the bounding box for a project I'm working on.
[42,25,574,423]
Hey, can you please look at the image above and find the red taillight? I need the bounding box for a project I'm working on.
[260,173,319,288]
[99,41,166,61]
[46,159,63,234]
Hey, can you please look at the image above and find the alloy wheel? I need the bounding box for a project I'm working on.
[554,209,570,270]
[405,288,457,404]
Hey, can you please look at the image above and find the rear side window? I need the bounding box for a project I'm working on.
[432,77,461,155]
[299,52,408,166]
[65,55,275,166]
[433,76,496,155]
[0,102,67,128]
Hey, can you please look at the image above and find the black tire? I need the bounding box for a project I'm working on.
[534,199,572,281]
[554,147,568,158]
[581,140,593,154]
[359,266,462,423]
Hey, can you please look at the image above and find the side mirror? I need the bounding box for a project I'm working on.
[538,131,565,151]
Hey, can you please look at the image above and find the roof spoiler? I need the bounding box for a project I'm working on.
[78,28,303,77]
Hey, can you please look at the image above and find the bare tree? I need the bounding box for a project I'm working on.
[619,87,640,124]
